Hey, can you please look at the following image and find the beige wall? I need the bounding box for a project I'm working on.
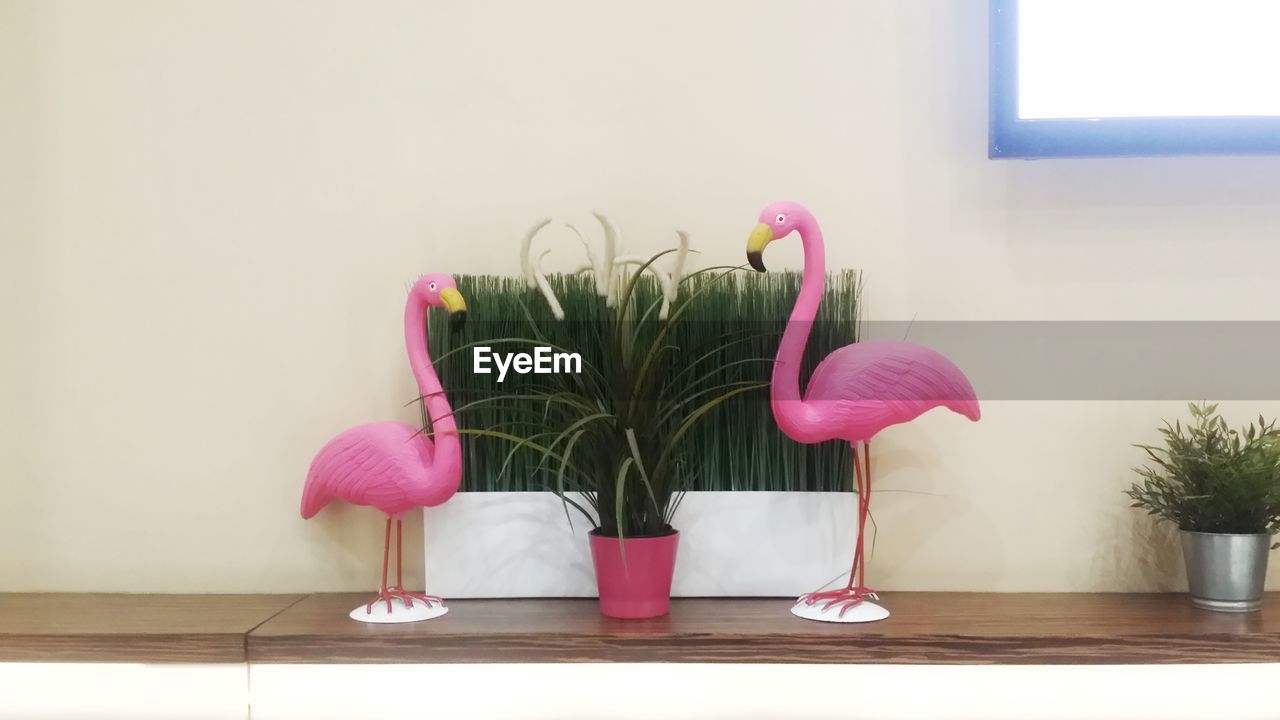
[4,0,1280,592]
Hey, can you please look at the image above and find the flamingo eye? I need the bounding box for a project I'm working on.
[775,214,786,224]
[429,282,438,291]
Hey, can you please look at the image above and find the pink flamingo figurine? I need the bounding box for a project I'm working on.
[746,202,980,622]
[301,274,467,623]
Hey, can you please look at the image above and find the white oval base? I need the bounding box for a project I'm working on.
[348,600,449,624]
[790,598,889,623]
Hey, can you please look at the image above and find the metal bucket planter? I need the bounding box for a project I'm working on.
[1180,531,1270,612]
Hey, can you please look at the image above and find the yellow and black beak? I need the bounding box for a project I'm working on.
[746,223,774,273]
[440,287,467,332]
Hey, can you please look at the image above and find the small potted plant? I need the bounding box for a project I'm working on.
[1126,402,1280,612]
[435,216,766,618]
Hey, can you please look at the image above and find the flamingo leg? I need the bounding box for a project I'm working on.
[385,515,446,609]
[855,440,873,592]
[853,440,866,588]
[396,517,403,589]
[798,441,879,617]
[365,517,395,614]
[363,516,447,614]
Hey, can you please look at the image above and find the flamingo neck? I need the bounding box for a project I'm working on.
[404,295,462,502]
[772,216,825,406]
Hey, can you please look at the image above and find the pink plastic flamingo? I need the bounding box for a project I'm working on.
[301,274,467,616]
[746,202,980,619]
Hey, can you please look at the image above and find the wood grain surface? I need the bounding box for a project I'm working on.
[247,592,1280,665]
[0,593,304,663]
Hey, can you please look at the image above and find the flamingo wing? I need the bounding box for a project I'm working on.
[801,339,980,441]
[301,421,435,518]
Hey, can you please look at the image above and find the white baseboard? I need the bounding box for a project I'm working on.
[248,663,1280,720]
[0,663,247,720]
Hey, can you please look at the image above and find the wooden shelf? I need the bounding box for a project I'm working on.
[5,592,1279,665]
[0,593,304,663]
[248,592,1280,665]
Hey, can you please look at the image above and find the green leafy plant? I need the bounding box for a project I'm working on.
[1126,403,1280,541]
[421,259,860,539]
[427,269,861,495]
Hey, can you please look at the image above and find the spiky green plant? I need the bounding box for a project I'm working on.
[1126,402,1280,541]
[423,265,861,533]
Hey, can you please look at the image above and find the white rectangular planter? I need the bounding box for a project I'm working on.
[423,491,857,598]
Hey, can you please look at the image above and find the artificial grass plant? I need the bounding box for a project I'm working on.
[424,267,861,514]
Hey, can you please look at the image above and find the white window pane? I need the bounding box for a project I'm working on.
[1018,0,1280,119]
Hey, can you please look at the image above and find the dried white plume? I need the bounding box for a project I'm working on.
[517,212,690,321]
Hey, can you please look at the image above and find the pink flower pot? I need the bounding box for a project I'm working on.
[588,530,680,619]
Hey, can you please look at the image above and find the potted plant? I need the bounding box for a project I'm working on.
[433,219,768,618]
[1126,402,1280,612]
[422,265,864,601]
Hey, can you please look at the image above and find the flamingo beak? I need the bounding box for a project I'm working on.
[440,288,467,332]
[746,223,773,272]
